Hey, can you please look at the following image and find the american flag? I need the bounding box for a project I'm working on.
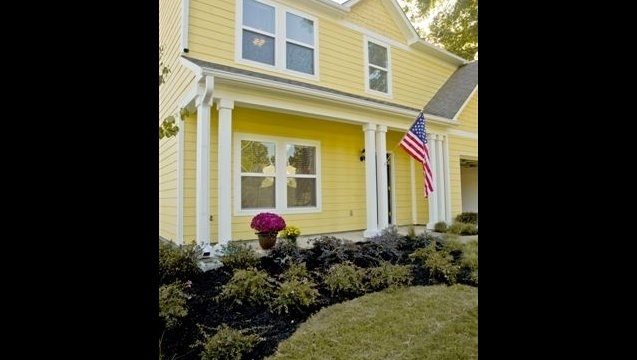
[399,112,434,197]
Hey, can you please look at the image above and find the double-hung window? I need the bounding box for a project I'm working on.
[240,0,317,77]
[236,135,320,214]
[365,38,392,95]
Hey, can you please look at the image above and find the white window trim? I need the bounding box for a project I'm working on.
[364,36,393,97]
[235,0,319,80]
[234,133,322,216]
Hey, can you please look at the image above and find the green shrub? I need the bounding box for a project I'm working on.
[409,242,459,285]
[455,212,478,225]
[460,223,478,235]
[216,267,276,306]
[197,324,263,360]
[282,262,310,281]
[434,221,448,233]
[323,261,366,296]
[159,242,202,285]
[273,278,319,314]
[367,261,412,291]
[459,240,478,285]
[159,280,191,329]
[447,222,478,235]
[217,242,260,270]
[440,235,464,260]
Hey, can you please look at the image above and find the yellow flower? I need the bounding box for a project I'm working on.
[280,225,301,239]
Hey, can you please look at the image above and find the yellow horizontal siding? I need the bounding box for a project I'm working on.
[184,0,460,111]
[348,0,404,42]
[447,135,478,220]
[230,107,367,240]
[457,91,478,133]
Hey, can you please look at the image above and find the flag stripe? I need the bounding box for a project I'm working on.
[399,112,434,197]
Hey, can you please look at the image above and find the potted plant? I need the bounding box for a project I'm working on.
[280,225,301,244]
[250,212,286,250]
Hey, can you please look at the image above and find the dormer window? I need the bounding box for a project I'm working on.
[365,38,392,96]
[239,0,317,78]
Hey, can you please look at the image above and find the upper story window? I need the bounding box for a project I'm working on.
[235,134,321,215]
[365,38,392,96]
[239,0,317,78]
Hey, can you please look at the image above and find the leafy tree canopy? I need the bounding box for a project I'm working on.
[401,0,478,61]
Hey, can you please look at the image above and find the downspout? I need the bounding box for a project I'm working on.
[181,0,190,53]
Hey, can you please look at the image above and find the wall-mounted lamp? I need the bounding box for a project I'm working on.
[360,149,365,162]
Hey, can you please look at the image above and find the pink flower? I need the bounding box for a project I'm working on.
[250,212,286,235]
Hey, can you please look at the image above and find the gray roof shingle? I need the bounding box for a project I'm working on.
[423,60,478,120]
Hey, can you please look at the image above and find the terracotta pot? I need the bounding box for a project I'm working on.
[256,233,277,250]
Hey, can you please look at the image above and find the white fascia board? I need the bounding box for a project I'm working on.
[282,0,348,16]
[452,84,478,122]
[180,57,203,77]
[409,40,467,66]
[181,0,189,52]
[447,129,478,140]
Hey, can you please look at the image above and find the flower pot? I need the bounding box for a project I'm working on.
[257,233,277,250]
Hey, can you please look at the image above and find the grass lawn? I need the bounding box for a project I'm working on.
[268,284,478,360]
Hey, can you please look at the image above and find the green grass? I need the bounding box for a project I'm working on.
[267,285,478,360]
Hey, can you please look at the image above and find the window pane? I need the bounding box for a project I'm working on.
[287,145,315,174]
[288,178,316,207]
[243,0,274,33]
[241,140,276,173]
[369,68,388,92]
[242,30,275,65]
[368,42,387,68]
[286,13,314,45]
[241,176,275,209]
[286,43,314,74]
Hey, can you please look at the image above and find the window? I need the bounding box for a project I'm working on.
[236,135,320,214]
[366,39,391,95]
[240,0,317,77]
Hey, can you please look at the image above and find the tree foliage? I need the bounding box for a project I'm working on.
[401,0,478,61]
[427,0,477,60]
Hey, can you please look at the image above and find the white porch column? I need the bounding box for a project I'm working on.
[435,134,446,223]
[195,76,214,245]
[427,132,439,228]
[376,125,389,229]
[363,123,379,238]
[216,99,234,247]
[443,135,452,223]
[176,110,185,245]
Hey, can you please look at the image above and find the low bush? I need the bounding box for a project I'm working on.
[322,261,366,297]
[434,221,448,233]
[273,278,319,314]
[366,261,412,291]
[409,242,459,285]
[455,212,478,225]
[216,267,276,307]
[159,241,202,285]
[197,324,263,360]
[218,242,260,270]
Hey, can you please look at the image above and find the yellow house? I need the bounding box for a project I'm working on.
[159,0,478,248]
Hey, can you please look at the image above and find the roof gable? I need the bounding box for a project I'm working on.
[423,60,478,120]
[342,0,420,43]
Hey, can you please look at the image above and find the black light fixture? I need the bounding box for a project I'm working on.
[360,149,365,162]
